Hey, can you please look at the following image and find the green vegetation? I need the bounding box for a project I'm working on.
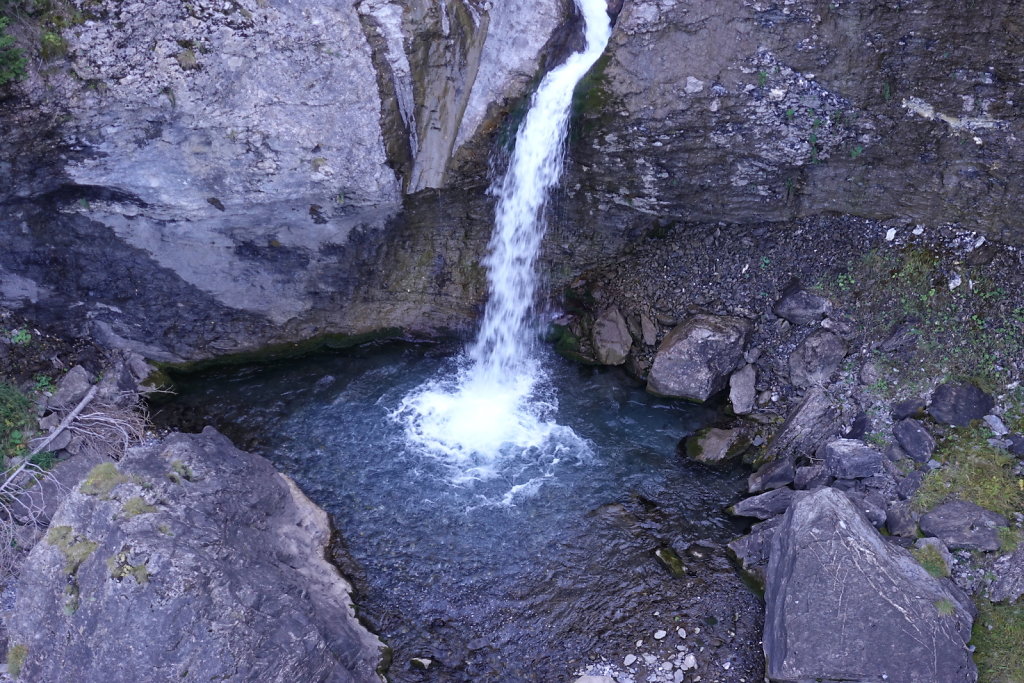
[818,246,1024,394]
[973,599,1024,682]
[121,496,157,518]
[0,382,32,466]
[912,543,950,578]
[7,643,27,679]
[8,328,31,345]
[913,425,1023,518]
[0,16,26,85]
[168,460,194,483]
[997,526,1020,553]
[80,462,128,498]
[934,599,957,617]
[106,550,149,584]
[45,525,98,574]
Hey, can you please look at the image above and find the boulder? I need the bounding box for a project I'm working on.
[591,306,632,365]
[989,544,1024,603]
[788,329,847,388]
[647,314,752,401]
[684,427,749,465]
[893,418,935,463]
[1007,434,1024,456]
[727,516,782,585]
[729,364,757,415]
[748,457,795,494]
[897,469,927,500]
[761,388,841,465]
[822,439,884,479]
[892,398,927,420]
[919,500,1009,551]
[927,383,995,427]
[792,464,827,490]
[886,500,920,537]
[772,281,832,325]
[47,365,93,409]
[729,488,794,520]
[764,488,976,683]
[6,429,385,682]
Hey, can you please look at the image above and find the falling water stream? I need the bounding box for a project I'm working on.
[393,0,613,487]
[156,2,765,680]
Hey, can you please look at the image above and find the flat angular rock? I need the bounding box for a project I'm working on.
[727,517,782,585]
[886,500,920,537]
[788,329,847,388]
[920,500,1008,551]
[684,427,749,465]
[47,365,93,409]
[647,314,752,401]
[989,545,1024,603]
[592,306,632,365]
[729,364,757,415]
[927,383,994,427]
[772,280,832,325]
[793,464,827,490]
[764,488,976,683]
[748,457,795,494]
[7,429,385,682]
[761,388,841,464]
[893,418,935,462]
[729,488,794,520]
[822,439,884,479]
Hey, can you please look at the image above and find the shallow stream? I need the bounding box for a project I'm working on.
[156,343,764,682]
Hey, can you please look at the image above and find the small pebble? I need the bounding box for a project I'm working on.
[677,627,687,639]
[654,629,667,640]
[662,661,674,671]
[624,654,636,667]
[723,661,731,670]
[681,653,698,670]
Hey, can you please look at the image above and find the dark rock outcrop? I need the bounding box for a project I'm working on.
[919,500,1009,551]
[728,517,782,585]
[894,418,936,463]
[760,388,841,465]
[764,488,976,683]
[6,429,385,682]
[646,314,752,401]
[927,383,995,427]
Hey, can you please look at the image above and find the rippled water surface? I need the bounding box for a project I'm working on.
[158,343,763,682]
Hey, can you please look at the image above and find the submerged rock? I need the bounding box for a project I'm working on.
[764,488,976,682]
[684,427,749,465]
[647,314,752,401]
[6,428,385,682]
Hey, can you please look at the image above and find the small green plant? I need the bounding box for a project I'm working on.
[972,599,1024,682]
[7,643,27,679]
[29,450,55,470]
[757,70,768,87]
[912,544,949,578]
[8,328,31,345]
[39,30,65,59]
[786,107,795,120]
[0,382,32,465]
[121,496,157,518]
[882,81,892,102]
[0,16,27,86]
[997,526,1021,553]
[45,525,99,574]
[850,144,864,159]
[33,374,54,393]
[80,462,128,498]
[934,599,957,616]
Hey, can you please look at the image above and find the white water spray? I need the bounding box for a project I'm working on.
[395,0,612,484]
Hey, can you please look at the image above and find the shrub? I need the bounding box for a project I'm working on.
[0,16,26,86]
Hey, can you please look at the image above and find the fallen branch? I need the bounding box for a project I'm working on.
[29,385,98,457]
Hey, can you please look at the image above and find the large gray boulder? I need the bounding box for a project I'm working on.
[591,306,632,365]
[6,429,385,682]
[647,314,752,401]
[919,500,1008,551]
[764,488,976,683]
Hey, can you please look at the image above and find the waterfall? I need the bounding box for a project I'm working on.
[394,0,612,485]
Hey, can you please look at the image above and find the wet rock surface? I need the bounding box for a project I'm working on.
[6,429,385,682]
[764,488,977,683]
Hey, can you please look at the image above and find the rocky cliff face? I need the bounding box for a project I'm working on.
[1,0,1022,362]
[565,0,1024,242]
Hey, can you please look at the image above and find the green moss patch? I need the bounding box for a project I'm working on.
[80,462,129,498]
[120,496,157,518]
[973,599,1024,682]
[913,425,1023,518]
[45,526,98,575]
[106,550,149,585]
[911,544,950,578]
[7,643,27,679]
